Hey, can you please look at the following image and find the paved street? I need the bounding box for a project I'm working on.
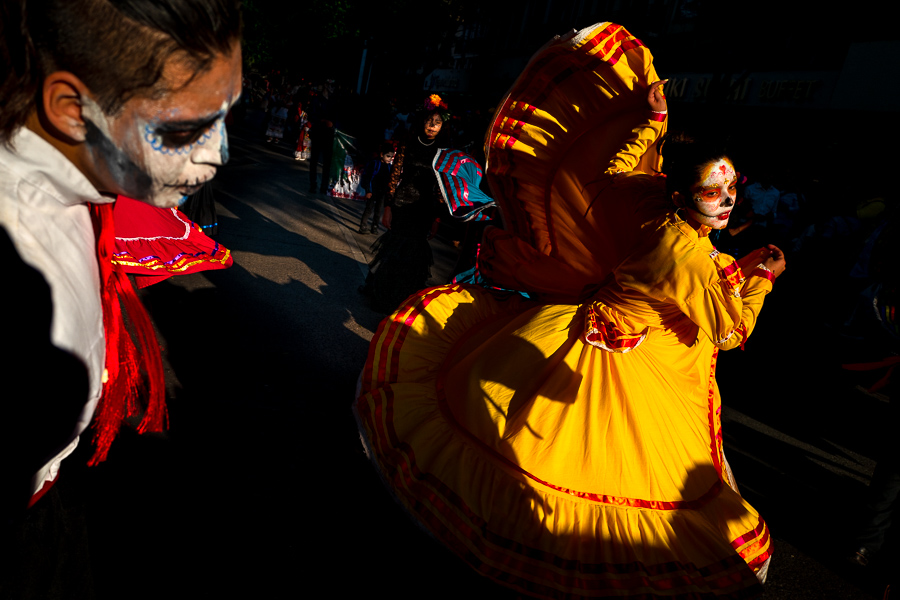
[74,128,892,599]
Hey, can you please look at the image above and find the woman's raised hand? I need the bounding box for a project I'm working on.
[762,244,787,278]
[648,80,668,112]
[738,245,787,278]
[737,247,770,274]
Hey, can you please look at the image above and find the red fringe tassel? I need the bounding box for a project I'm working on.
[88,202,167,466]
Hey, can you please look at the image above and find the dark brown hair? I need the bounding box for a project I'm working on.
[0,0,241,146]
[658,132,732,200]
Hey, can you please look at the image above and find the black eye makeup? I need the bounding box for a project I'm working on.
[158,129,205,148]
[154,116,221,149]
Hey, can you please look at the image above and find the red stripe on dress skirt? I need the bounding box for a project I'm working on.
[384,427,757,594]
[487,23,640,167]
[375,310,401,387]
[431,332,727,511]
[511,119,525,136]
[707,349,724,476]
[388,286,457,379]
[731,517,767,551]
[392,450,758,596]
[583,23,621,59]
[387,299,420,383]
[602,30,641,57]
[486,26,631,235]
[606,37,645,65]
[534,28,644,252]
[526,26,621,105]
[605,47,623,66]
[372,285,444,390]
[362,299,763,597]
[524,470,725,510]
[377,295,424,386]
[366,289,465,461]
[751,526,771,556]
[362,311,395,393]
[597,26,633,61]
[735,522,772,571]
[746,545,772,571]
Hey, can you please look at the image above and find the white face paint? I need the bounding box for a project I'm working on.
[686,157,738,230]
[81,49,242,207]
[423,114,443,139]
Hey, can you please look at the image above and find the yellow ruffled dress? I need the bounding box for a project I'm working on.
[355,22,773,599]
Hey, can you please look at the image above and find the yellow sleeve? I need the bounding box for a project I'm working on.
[615,219,773,350]
[605,112,667,174]
[679,263,774,350]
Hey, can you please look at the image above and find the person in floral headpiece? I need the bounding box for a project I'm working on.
[425,93,448,112]
[358,94,451,312]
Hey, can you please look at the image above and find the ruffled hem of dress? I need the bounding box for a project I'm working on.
[357,385,768,599]
[355,284,770,599]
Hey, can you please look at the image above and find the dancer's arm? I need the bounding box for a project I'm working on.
[619,226,784,351]
[683,245,785,351]
[605,80,668,174]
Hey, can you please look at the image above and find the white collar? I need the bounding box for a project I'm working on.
[0,127,111,207]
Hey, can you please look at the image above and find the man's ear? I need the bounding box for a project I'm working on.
[671,190,684,208]
[39,71,92,143]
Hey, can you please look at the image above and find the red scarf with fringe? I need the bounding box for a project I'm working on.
[88,202,167,465]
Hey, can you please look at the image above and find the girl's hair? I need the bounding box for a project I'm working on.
[0,0,241,145]
[658,132,732,199]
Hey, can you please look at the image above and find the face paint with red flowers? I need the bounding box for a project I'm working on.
[686,158,738,229]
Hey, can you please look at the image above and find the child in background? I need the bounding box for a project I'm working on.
[293,102,310,160]
[357,142,395,234]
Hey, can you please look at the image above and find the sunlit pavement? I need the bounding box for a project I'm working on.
[74,127,889,599]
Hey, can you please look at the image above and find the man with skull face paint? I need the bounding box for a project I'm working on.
[78,55,238,208]
[0,0,242,522]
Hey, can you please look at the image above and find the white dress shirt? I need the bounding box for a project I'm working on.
[0,127,113,496]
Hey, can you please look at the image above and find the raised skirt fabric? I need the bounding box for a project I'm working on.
[355,284,770,599]
[355,20,771,599]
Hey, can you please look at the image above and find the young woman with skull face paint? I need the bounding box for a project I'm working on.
[355,22,784,599]
[0,0,241,521]
[662,135,787,277]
